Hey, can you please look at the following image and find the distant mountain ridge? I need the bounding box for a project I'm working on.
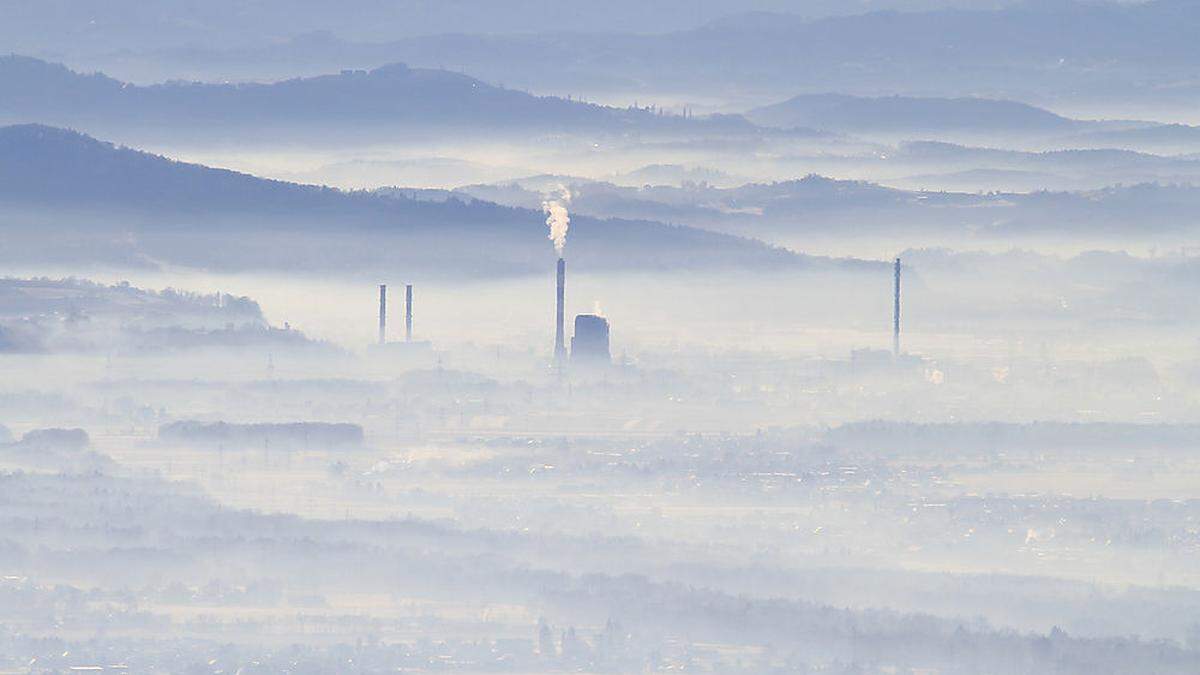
[0,124,820,276]
[0,55,760,139]
[746,93,1084,134]
[450,168,1200,254]
[60,1,1200,109]
[0,0,1031,57]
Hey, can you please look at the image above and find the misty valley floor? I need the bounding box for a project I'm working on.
[2,334,1200,673]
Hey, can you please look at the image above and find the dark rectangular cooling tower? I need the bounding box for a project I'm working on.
[571,314,610,363]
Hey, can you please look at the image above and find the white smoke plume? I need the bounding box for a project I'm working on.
[542,186,572,256]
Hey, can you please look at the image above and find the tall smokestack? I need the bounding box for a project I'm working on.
[378,284,387,345]
[893,258,901,356]
[555,258,566,363]
[405,284,413,343]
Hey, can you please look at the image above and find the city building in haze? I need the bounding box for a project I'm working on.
[571,314,610,364]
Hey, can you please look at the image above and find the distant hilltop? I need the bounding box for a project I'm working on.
[746,93,1082,135]
[0,276,315,354]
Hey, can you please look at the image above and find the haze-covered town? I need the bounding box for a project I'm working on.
[3,2,1200,672]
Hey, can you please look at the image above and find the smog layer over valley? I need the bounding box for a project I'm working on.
[4,2,1200,673]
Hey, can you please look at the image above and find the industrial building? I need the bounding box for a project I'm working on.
[571,314,610,364]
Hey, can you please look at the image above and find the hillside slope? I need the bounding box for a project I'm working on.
[745,93,1082,134]
[0,124,817,276]
[0,56,758,139]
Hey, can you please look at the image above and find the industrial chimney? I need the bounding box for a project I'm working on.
[405,284,413,343]
[893,258,901,356]
[378,284,387,345]
[555,258,566,363]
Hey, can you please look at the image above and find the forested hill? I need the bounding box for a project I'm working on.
[0,124,834,277]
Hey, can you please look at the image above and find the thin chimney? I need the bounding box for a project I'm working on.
[378,284,387,345]
[893,258,901,356]
[405,284,413,342]
[555,258,566,363]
